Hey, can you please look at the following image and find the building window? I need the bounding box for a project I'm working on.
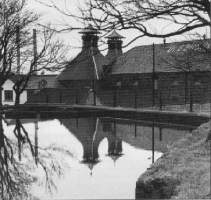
[38,79,47,89]
[4,90,13,102]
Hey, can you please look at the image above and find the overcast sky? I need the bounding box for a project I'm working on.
[28,0,209,59]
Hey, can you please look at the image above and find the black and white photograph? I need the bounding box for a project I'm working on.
[0,0,211,199]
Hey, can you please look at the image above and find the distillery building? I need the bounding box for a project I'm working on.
[27,25,211,111]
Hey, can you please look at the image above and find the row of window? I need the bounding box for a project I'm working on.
[113,80,202,88]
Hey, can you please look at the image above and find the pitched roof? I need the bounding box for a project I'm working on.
[106,30,125,39]
[58,49,106,81]
[111,39,211,75]
[26,75,62,89]
[79,24,100,34]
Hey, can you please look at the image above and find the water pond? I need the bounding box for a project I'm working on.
[2,117,196,199]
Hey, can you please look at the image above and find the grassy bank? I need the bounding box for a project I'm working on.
[136,121,211,199]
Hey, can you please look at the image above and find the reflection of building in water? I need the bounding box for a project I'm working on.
[111,119,194,153]
[59,117,193,173]
[9,117,193,167]
[60,118,125,171]
[60,118,106,172]
[107,122,123,163]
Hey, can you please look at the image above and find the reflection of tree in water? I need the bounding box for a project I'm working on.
[0,114,33,199]
[0,115,70,200]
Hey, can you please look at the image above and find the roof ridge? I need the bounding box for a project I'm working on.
[119,38,210,58]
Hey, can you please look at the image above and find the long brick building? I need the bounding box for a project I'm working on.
[27,25,211,111]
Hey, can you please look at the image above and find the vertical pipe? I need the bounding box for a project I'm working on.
[134,88,137,109]
[75,88,78,104]
[184,72,188,107]
[134,122,137,137]
[117,87,119,107]
[113,120,116,135]
[189,73,193,112]
[16,25,20,74]
[113,88,117,107]
[152,43,155,107]
[159,127,162,141]
[93,80,96,106]
[33,29,37,74]
[46,93,49,103]
[76,118,79,128]
[159,91,162,111]
[152,121,155,164]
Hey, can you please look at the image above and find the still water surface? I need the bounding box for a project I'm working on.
[4,117,194,199]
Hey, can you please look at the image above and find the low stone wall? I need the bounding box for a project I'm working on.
[136,121,211,199]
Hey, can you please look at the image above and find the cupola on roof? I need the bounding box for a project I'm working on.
[106,30,125,39]
[105,30,124,65]
[79,24,100,35]
[58,24,106,81]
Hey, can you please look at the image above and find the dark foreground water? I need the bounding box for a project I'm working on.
[3,117,195,199]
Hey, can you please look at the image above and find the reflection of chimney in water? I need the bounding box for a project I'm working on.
[60,117,104,174]
[81,118,100,174]
[108,138,122,154]
[107,121,123,164]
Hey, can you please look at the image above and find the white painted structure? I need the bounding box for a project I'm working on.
[2,79,27,105]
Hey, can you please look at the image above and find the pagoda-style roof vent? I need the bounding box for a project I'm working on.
[106,30,125,39]
[105,30,124,64]
[79,24,100,35]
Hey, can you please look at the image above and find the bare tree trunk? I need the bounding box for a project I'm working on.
[15,91,20,106]
[15,119,22,160]
[0,114,4,149]
[0,87,5,149]
[0,86,3,110]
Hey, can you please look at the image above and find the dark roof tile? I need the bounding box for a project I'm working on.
[58,49,106,81]
[111,39,211,74]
